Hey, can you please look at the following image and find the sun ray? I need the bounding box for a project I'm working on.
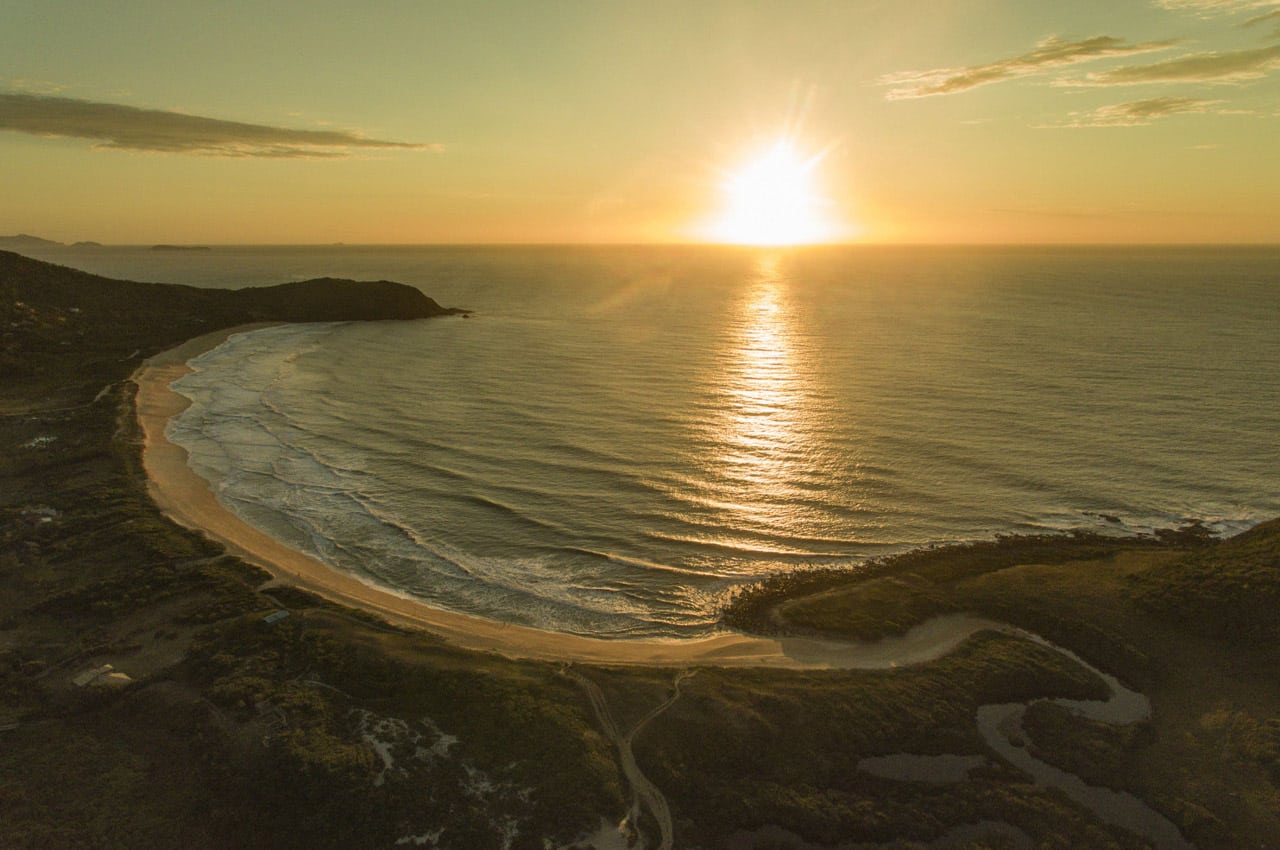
[704,139,838,246]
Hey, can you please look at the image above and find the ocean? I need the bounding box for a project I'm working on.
[27,244,1280,638]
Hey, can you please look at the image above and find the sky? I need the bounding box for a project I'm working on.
[2,0,1278,244]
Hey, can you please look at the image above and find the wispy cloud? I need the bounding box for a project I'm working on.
[4,78,67,95]
[880,36,1177,99]
[0,93,438,157]
[1066,43,1280,85]
[1244,7,1280,35]
[1055,96,1225,126]
[1155,0,1280,14]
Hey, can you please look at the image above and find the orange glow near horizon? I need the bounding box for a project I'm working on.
[702,140,844,246]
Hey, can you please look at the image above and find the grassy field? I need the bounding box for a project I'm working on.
[2,250,1275,849]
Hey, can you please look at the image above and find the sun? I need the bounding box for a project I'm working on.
[705,140,837,246]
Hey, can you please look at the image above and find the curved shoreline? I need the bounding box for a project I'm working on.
[134,325,1011,669]
[133,327,1199,847]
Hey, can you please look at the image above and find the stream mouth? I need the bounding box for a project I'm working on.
[866,625,1193,850]
[969,628,1192,849]
[976,702,1191,850]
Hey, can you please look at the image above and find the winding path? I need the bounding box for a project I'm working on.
[564,668,694,850]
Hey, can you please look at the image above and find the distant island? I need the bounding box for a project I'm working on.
[1,250,1275,850]
[0,234,102,249]
[0,233,65,248]
[0,234,212,251]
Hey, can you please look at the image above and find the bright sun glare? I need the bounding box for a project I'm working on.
[706,140,836,246]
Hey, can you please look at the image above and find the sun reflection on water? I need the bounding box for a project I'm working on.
[708,252,827,533]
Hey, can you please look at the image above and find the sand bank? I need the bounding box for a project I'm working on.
[134,326,1004,668]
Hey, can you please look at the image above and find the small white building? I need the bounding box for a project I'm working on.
[71,664,133,688]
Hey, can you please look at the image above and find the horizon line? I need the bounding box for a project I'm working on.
[6,238,1280,250]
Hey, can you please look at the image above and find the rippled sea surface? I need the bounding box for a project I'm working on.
[37,244,1280,638]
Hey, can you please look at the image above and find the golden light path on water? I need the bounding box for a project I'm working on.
[704,253,833,546]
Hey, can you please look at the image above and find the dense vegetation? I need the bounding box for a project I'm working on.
[1130,517,1280,642]
[722,529,1214,641]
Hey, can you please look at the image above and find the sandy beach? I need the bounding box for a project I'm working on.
[134,326,1002,668]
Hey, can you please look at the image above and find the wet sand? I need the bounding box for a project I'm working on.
[134,326,1004,668]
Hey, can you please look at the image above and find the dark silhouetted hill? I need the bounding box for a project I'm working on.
[233,277,459,323]
[0,234,63,248]
[0,249,463,402]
